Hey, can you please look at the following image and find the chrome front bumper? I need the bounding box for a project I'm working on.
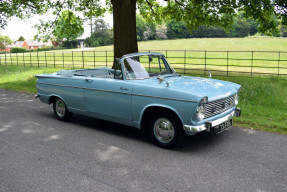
[183,107,241,135]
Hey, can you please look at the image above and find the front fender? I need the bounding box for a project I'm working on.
[138,103,184,129]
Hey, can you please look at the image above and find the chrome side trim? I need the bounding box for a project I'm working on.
[37,82,197,103]
[38,82,82,89]
[132,93,197,103]
[35,76,84,80]
[184,108,241,136]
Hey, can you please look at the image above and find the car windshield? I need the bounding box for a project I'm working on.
[123,54,175,79]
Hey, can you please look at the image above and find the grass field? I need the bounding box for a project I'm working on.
[1,38,287,77]
[0,65,286,134]
[95,37,287,51]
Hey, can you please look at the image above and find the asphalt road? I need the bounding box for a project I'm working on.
[0,89,286,192]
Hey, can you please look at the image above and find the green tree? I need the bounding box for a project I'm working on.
[167,20,190,39]
[18,36,25,41]
[136,15,146,41]
[85,19,113,47]
[0,35,13,49]
[143,22,157,40]
[53,10,84,42]
[280,25,287,37]
[93,18,109,32]
[1,0,287,58]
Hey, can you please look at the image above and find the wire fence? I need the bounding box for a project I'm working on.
[0,50,287,77]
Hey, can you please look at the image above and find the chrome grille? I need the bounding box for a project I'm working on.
[204,95,235,119]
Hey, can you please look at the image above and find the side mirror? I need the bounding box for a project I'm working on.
[158,76,169,87]
[208,70,212,78]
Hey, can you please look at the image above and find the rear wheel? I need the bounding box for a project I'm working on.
[53,98,72,121]
[149,112,184,149]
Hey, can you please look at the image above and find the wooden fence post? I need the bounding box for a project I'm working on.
[184,50,186,74]
[30,52,32,67]
[278,51,281,77]
[106,51,108,67]
[23,52,25,67]
[16,53,18,66]
[227,51,229,77]
[72,51,74,68]
[82,51,84,69]
[62,52,64,68]
[45,52,47,67]
[93,51,95,68]
[251,51,253,77]
[53,52,55,68]
[204,51,207,75]
[10,52,12,65]
[37,51,39,67]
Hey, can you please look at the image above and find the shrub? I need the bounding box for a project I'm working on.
[91,41,100,47]
[11,47,27,53]
[62,40,78,48]
[37,46,56,52]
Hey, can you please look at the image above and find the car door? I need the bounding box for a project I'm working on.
[83,77,133,121]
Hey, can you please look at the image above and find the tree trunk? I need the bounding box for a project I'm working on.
[111,0,138,60]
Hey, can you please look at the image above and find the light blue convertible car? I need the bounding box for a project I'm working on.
[36,52,241,148]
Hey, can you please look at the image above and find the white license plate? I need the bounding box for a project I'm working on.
[218,119,232,133]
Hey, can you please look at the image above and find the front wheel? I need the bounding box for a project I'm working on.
[149,112,184,149]
[53,98,72,121]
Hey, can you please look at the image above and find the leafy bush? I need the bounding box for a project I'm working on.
[37,46,56,51]
[28,46,56,52]
[91,41,100,47]
[62,40,78,48]
[11,47,27,53]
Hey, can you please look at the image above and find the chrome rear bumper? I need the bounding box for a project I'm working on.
[184,107,241,135]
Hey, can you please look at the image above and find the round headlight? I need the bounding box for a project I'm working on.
[196,104,206,120]
[234,93,239,105]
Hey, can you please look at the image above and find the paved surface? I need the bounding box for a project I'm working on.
[0,89,286,192]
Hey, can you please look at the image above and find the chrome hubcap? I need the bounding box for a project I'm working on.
[153,118,175,143]
[56,99,65,117]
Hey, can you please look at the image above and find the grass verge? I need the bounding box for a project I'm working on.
[0,66,65,93]
[215,76,287,134]
[0,65,286,134]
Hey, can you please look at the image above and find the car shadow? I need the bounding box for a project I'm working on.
[64,114,231,152]
[69,114,151,144]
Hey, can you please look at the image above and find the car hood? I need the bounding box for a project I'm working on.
[163,76,240,102]
[132,75,241,103]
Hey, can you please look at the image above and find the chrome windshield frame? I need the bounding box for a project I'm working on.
[120,52,176,80]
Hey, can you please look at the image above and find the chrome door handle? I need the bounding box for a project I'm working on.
[85,78,93,82]
[120,87,129,91]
